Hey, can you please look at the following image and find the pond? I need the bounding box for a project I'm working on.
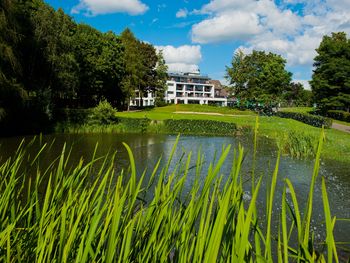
[0,133,349,250]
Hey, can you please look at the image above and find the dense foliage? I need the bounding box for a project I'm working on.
[164,119,237,135]
[226,50,293,103]
[0,0,166,135]
[275,111,332,128]
[282,82,313,107]
[120,29,167,110]
[310,32,350,112]
[117,117,151,133]
[326,110,350,122]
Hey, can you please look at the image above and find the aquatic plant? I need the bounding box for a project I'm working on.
[0,130,348,262]
[278,130,318,159]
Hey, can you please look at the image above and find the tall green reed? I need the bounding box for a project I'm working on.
[0,128,347,262]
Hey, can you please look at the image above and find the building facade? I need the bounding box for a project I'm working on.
[130,90,155,107]
[130,72,228,107]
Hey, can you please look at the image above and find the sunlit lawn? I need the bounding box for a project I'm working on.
[116,105,350,163]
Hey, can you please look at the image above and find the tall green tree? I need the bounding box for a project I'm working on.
[283,82,313,107]
[28,3,79,113]
[74,25,124,107]
[226,50,292,101]
[225,49,249,96]
[120,28,143,110]
[138,44,168,105]
[0,0,26,118]
[310,32,350,112]
[97,31,125,107]
[154,50,168,103]
[139,41,158,99]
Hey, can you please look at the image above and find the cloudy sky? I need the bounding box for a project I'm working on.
[46,0,350,89]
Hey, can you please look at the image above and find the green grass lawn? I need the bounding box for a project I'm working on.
[279,107,313,113]
[137,104,255,115]
[116,105,350,163]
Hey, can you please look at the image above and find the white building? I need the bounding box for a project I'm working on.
[130,72,228,107]
[165,72,227,106]
[130,90,155,107]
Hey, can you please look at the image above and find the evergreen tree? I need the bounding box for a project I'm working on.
[310,32,350,112]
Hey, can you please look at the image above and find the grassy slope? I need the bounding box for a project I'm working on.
[116,105,350,162]
[279,107,313,113]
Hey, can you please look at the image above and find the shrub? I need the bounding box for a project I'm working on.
[275,111,332,128]
[155,98,168,107]
[89,100,118,125]
[326,110,350,122]
[278,131,317,159]
[164,119,237,135]
[116,117,151,133]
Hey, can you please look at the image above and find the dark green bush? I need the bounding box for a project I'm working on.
[164,119,237,135]
[275,111,332,128]
[326,110,350,123]
[89,100,118,125]
[116,117,151,133]
[155,98,168,107]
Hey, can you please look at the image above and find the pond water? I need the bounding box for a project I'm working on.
[0,133,349,250]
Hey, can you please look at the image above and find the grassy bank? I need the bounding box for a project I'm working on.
[0,131,348,262]
[54,105,350,163]
[114,106,350,163]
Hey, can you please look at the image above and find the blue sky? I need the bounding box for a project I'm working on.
[45,0,350,89]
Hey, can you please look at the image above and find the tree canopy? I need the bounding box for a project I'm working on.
[0,0,167,134]
[310,32,350,112]
[226,50,292,103]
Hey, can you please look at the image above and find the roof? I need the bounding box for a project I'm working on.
[168,72,210,80]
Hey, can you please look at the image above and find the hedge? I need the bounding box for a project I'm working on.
[116,117,151,133]
[164,119,237,135]
[326,110,350,123]
[275,111,332,128]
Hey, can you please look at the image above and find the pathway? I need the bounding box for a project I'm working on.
[332,122,350,133]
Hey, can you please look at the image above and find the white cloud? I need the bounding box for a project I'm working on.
[150,18,159,25]
[200,0,249,14]
[192,11,262,43]
[71,0,148,16]
[155,45,202,73]
[176,8,188,18]
[190,0,350,69]
[191,0,302,43]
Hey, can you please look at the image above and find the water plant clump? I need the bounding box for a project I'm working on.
[0,130,348,262]
[278,130,318,159]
